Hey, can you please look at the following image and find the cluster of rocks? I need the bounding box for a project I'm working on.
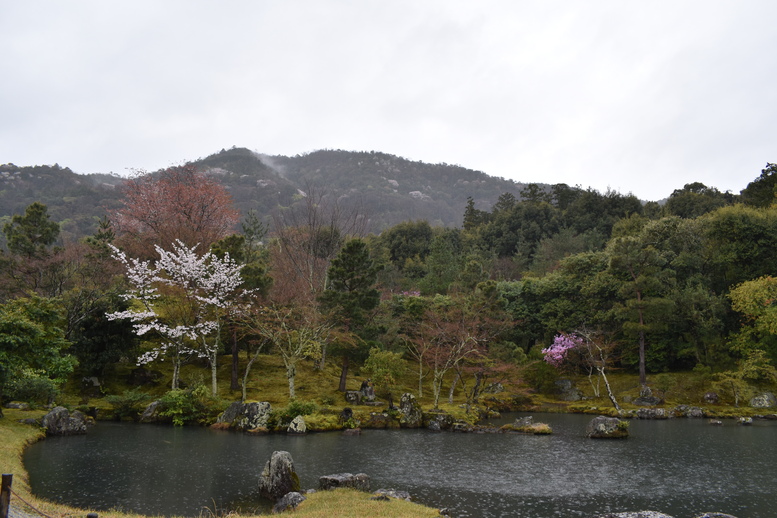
[344,379,380,406]
[258,450,418,514]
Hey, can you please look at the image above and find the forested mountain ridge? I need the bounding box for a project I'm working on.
[1,147,530,238]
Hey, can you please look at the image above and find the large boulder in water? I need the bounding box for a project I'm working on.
[586,415,629,439]
[258,451,300,502]
[287,415,307,434]
[41,406,88,435]
[139,400,161,423]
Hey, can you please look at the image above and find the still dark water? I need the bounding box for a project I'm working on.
[24,413,777,518]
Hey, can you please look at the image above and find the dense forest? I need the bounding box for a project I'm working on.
[1,156,777,421]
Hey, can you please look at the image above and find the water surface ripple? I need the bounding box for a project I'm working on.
[24,413,776,517]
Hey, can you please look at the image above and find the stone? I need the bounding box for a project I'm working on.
[364,412,398,429]
[398,393,423,428]
[749,392,777,408]
[272,491,305,513]
[19,418,40,426]
[259,451,301,502]
[5,401,30,410]
[452,422,475,433]
[339,407,353,423]
[634,386,662,406]
[370,495,390,501]
[139,400,161,423]
[82,376,100,387]
[738,417,753,426]
[424,410,454,431]
[672,405,704,418]
[344,391,362,405]
[216,401,272,431]
[513,416,534,428]
[373,489,411,501]
[703,392,720,404]
[342,428,361,435]
[636,408,668,420]
[555,379,582,401]
[586,415,629,439]
[693,513,739,518]
[287,415,306,434]
[319,473,371,491]
[634,396,662,406]
[359,379,376,402]
[41,406,88,435]
[709,420,723,426]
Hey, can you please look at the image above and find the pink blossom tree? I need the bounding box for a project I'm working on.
[543,331,622,412]
[542,333,582,367]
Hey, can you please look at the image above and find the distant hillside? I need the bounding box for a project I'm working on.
[1,147,530,239]
[195,147,528,231]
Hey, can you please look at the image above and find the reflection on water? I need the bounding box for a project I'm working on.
[24,413,777,518]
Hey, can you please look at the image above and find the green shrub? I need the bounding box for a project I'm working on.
[157,385,215,426]
[7,375,59,406]
[105,388,151,421]
[268,399,319,429]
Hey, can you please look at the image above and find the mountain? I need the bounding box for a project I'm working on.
[0,147,530,239]
[196,147,528,231]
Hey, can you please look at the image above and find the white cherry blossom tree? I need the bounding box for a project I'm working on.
[107,240,243,395]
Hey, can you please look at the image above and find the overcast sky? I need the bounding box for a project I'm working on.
[1,1,775,201]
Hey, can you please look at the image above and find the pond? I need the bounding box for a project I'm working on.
[23,413,777,518]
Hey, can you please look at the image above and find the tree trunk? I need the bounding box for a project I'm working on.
[448,370,461,404]
[172,359,180,390]
[287,363,296,399]
[418,360,424,397]
[598,366,621,413]
[432,370,444,409]
[471,371,483,404]
[210,354,218,397]
[318,341,328,370]
[241,342,266,402]
[338,356,349,392]
[636,289,647,387]
[230,328,239,391]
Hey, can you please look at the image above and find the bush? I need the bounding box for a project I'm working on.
[7,375,59,406]
[268,399,319,429]
[157,385,216,426]
[105,388,151,421]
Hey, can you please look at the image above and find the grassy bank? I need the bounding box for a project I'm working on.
[0,408,441,518]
